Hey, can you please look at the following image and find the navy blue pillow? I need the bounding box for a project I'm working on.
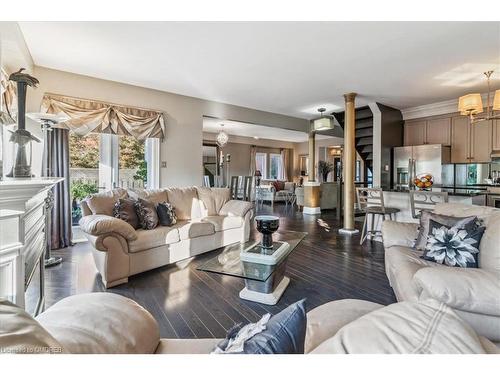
[214,299,307,354]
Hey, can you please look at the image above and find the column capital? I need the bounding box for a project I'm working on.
[344,92,357,103]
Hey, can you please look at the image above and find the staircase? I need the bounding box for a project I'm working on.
[333,106,374,182]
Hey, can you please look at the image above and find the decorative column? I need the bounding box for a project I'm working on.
[303,123,321,215]
[339,93,359,234]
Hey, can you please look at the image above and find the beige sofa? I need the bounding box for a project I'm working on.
[382,202,500,343]
[79,186,253,288]
[1,293,498,354]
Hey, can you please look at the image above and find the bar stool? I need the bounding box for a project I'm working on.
[409,190,448,219]
[356,187,400,245]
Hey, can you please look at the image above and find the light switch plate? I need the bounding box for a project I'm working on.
[161,161,167,168]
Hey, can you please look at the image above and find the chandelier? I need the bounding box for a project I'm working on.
[458,71,500,124]
[216,124,228,148]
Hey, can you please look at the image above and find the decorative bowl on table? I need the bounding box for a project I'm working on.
[414,173,434,190]
[255,215,280,249]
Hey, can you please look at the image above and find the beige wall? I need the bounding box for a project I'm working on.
[292,137,344,180]
[291,136,366,182]
[26,66,309,187]
[203,132,294,178]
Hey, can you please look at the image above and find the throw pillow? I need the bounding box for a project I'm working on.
[421,219,485,268]
[85,188,128,216]
[414,211,477,250]
[113,198,140,229]
[213,299,307,354]
[134,198,159,230]
[156,202,177,226]
[272,181,285,192]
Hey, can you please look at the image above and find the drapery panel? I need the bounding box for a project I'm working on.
[40,93,166,140]
[0,69,17,122]
[280,148,289,181]
[249,145,257,177]
[43,128,72,249]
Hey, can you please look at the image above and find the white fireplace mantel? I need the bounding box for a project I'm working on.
[0,177,63,312]
[0,178,64,210]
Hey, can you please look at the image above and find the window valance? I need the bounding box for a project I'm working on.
[40,93,166,140]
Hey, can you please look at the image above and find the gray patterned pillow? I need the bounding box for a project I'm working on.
[414,211,477,250]
[134,198,159,230]
[113,198,140,229]
[421,219,485,268]
[156,202,177,226]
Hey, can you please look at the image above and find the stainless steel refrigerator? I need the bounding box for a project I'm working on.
[393,144,451,189]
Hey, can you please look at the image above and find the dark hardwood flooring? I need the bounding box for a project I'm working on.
[26,204,396,339]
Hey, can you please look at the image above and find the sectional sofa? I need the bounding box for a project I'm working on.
[78,186,254,288]
[382,202,500,344]
[2,292,498,354]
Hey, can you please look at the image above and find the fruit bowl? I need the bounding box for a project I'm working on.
[414,173,433,190]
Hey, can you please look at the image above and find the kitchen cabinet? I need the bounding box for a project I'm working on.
[426,117,451,146]
[451,117,492,163]
[470,119,492,163]
[404,117,451,146]
[404,120,426,146]
[451,116,470,163]
[493,119,500,151]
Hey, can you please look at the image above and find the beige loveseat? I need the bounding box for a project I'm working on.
[1,293,498,354]
[257,181,296,206]
[382,203,500,343]
[79,187,253,288]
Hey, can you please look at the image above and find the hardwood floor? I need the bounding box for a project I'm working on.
[26,204,396,339]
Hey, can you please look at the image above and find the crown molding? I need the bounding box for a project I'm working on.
[401,93,491,120]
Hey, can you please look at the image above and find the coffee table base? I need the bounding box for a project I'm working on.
[239,276,290,305]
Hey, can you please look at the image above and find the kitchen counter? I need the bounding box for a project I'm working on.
[384,188,486,197]
[381,189,473,223]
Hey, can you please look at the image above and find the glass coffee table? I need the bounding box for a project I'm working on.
[197,230,307,305]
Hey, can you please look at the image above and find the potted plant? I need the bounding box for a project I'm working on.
[70,180,98,225]
[318,160,335,182]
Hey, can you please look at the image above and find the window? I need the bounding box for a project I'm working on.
[255,152,267,179]
[69,133,159,225]
[269,153,283,180]
[118,135,146,189]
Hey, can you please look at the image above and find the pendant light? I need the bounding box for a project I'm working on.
[216,123,228,148]
[313,108,340,131]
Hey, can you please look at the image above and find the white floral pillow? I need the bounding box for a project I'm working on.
[421,218,485,268]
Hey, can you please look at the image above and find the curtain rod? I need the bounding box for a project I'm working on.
[44,92,165,115]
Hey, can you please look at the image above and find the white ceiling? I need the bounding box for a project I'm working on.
[203,117,332,143]
[19,22,500,119]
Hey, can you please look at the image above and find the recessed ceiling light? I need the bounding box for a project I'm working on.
[253,136,260,140]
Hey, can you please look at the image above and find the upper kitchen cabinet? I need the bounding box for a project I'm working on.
[451,117,492,163]
[451,116,470,163]
[404,117,451,146]
[426,117,451,146]
[470,119,492,163]
[493,119,500,151]
[404,120,426,146]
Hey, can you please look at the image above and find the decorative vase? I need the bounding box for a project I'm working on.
[255,215,280,249]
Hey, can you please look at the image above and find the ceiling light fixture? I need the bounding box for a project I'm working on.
[216,123,229,148]
[458,70,500,123]
[312,107,340,131]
